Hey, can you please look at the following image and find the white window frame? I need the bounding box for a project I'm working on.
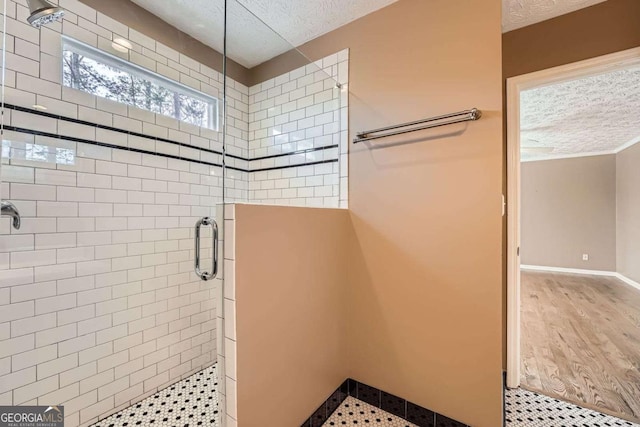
[62,36,219,131]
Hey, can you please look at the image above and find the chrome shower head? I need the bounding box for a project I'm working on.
[26,0,65,28]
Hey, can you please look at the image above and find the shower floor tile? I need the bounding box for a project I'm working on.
[88,365,638,427]
[90,365,219,427]
[320,389,640,427]
[322,396,418,427]
[505,388,640,427]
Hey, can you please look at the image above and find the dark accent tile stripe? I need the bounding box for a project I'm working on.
[250,159,337,173]
[4,125,241,172]
[5,103,239,160]
[301,379,471,427]
[3,125,338,174]
[4,103,340,164]
[250,144,339,161]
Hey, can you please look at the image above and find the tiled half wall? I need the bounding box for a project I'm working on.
[0,0,349,426]
[218,203,351,427]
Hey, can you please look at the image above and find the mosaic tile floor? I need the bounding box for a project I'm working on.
[505,388,640,427]
[88,364,640,427]
[91,365,219,427]
[322,396,418,426]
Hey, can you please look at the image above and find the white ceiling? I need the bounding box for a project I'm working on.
[502,0,607,32]
[130,0,397,68]
[130,0,608,67]
[520,67,640,161]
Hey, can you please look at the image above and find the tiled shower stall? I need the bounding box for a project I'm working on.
[0,0,348,425]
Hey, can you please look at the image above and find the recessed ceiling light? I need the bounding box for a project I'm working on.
[33,104,47,111]
[112,38,132,53]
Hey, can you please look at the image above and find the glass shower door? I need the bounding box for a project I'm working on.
[0,0,227,425]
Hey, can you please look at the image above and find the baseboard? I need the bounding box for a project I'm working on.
[520,265,617,276]
[521,265,640,292]
[614,273,640,292]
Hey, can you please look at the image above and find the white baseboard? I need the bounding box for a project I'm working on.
[520,265,640,292]
[520,265,617,276]
[614,273,640,292]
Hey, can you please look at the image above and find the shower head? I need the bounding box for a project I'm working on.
[26,0,65,28]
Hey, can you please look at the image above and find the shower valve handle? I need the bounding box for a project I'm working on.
[1,201,20,230]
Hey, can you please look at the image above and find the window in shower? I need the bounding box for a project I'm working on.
[62,37,219,130]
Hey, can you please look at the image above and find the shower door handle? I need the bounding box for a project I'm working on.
[194,217,218,281]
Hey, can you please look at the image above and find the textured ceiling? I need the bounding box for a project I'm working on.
[502,0,607,32]
[130,0,609,67]
[130,0,398,68]
[520,67,640,161]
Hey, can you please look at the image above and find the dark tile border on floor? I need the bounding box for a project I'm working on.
[503,370,507,425]
[301,380,349,427]
[301,379,470,427]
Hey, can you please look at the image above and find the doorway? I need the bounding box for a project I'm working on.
[506,47,640,423]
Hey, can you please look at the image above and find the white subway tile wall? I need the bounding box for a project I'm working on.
[0,0,349,426]
[247,51,349,208]
[0,0,242,426]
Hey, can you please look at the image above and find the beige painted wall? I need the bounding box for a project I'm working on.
[521,155,617,271]
[235,2,504,424]
[234,204,350,427]
[287,1,504,426]
[617,144,640,283]
[502,0,640,80]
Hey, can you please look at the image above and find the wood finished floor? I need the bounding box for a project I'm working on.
[521,271,640,424]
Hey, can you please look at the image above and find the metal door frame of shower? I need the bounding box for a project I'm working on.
[219,1,228,425]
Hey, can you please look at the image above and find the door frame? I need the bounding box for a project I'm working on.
[505,46,640,389]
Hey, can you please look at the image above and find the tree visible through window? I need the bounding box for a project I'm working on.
[62,39,218,130]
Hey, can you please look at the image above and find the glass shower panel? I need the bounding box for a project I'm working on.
[0,0,226,425]
[0,0,348,423]
[215,1,348,425]
[226,0,346,209]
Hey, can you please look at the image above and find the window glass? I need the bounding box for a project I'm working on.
[62,38,218,130]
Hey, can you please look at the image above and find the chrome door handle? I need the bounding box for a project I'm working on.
[195,217,218,281]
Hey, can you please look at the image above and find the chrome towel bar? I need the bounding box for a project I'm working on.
[353,108,482,144]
